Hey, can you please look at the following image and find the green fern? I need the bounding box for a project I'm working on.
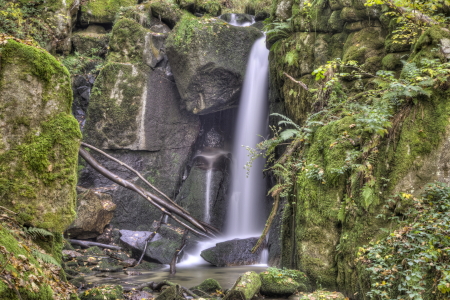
[24,227,54,240]
[31,250,60,267]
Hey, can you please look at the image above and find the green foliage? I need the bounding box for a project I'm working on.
[31,250,61,268]
[0,0,59,47]
[365,0,450,45]
[357,183,450,299]
[23,227,54,240]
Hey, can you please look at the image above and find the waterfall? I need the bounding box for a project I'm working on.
[204,169,212,223]
[225,36,269,237]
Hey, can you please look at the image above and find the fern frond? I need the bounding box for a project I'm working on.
[32,250,60,267]
[24,227,54,240]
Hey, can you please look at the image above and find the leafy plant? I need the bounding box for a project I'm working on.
[357,183,450,299]
[23,227,54,240]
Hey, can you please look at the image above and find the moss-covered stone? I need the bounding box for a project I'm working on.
[259,269,310,296]
[381,52,408,70]
[80,285,123,300]
[342,27,386,64]
[166,14,262,114]
[190,278,222,295]
[150,0,184,28]
[108,17,166,66]
[223,271,262,300]
[80,0,138,26]
[0,39,81,232]
[72,30,109,56]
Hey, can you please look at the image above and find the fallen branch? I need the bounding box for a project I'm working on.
[68,239,122,250]
[251,195,279,253]
[284,72,309,91]
[170,229,188,275]
[79,147,215,238]
[136,214,165,266]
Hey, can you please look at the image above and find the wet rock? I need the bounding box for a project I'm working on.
[128,261,165,271]
[119,224,188,264]
[119,258,137,268]
[62,250,83,259]
[200,237,264,267]
[92,259,123,272]
[223,271,261,300]
[65,187,116,239]
[150,1,184,28]
[166,16,263,114]
[255,12,270,21]
[220,13,254,25]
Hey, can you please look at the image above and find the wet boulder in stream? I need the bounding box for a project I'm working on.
[200,237,264,267]
[166,15,263,114]
[119,223,189,264]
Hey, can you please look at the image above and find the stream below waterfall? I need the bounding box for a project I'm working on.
[84,264,268,291]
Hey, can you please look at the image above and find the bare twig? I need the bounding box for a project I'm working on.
[0,206,18,215]
[284,72,309,91]
[68,239,122,250]
[136,214,165,266]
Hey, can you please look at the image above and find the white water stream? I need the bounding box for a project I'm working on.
[181,34,269,266]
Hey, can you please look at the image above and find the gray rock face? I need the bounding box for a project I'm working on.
[66,187,116,239]
[119,224,188,264]
[200,237,264,267]
[80,16,200,230]
[166,17,263,114]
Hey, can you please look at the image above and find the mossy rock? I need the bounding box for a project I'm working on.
[190,278,222,296]
[166,14,262,114]
[342,27,386,64]
[381,52,408,70]
[108,17,166,67]
[223,271,261,300]
[259,270,310,296]
[128,261,165,271]
[150,0,184,28]
[0,39,81,232]
[80,0,138,26]
[155,285,184,300]
[80,285,123,300]
[72,31,109,56]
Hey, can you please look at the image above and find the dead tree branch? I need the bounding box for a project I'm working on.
[170,229,189,275]
[79,147,215,238]
[284,72,309,91]
[136,214,165,266]
[68,239,122,250]
[251,195,279,253]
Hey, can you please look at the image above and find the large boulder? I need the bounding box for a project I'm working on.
[223,271,261,300]
[81,17,200,230]
[119,224,189,264]
[65,187,116,239]
[166,15,263,114]
[0,39,81,232]
[200,237,264,267]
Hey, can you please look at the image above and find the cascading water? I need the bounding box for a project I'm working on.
[180,17,269,266]
[225,36,269,238]
[204,169,212,223]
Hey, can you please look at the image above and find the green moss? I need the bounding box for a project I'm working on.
[190,278,222,294]
[150,0,184,28]
[83,62,147,148]
[259,270,309,296]
[108,17,151,63]
[80,285,123,300]
[0,40,71,104]
[381,53,406,70]
[81,0,137,21]
[0,40,81,232]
